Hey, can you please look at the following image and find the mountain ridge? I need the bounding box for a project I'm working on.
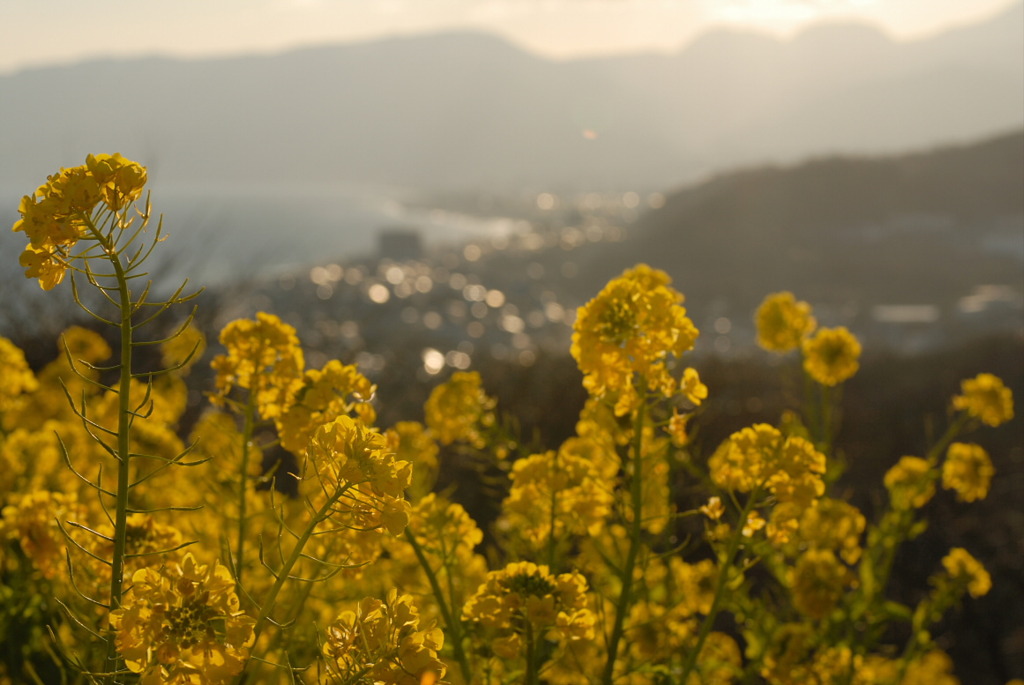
[1,2,1021,192]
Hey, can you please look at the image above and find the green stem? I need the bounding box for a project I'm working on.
[601,395,647,685]
[820,384,834,454]
[405,528,472,684]
[524,621,539,685]
[679,484,762,682]
[235,393,257,588]
[249,484,351,647]
[87,221,133,683]
[546,450,560,570]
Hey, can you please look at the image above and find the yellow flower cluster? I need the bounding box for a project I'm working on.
[952,372,1014,427]
[306,415,412,535]
[884,456,935,510]
[941,547,991,599]
[161,322,207,373]
[210,312,305,418]
[276,358,377,454]
[0,490,89,580]
[755,292,816,353]
[387,421,440,498]
[323,589,445,685]
[463,561,594,658]
[709,424,826,506]
[788,549,851,619]
[571,264,699,415]
[941,442,994,502]
[0,337,37,415]
[111,553,255,684]
[801,326,862,387]
[423,370,497,449]
[790,497,866,565]
[501,443,615,545]
[12,153,147,289]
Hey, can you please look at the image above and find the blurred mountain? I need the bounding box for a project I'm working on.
[580,129,1024,342]
[0,3,1021,193]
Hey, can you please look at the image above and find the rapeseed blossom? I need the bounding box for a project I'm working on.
[210,312,304,419]
[801,326,861,386]
[789,549,849,619]
[111,553,255,684]
[941,547,991,598]
[11,154,147,289]
[901,650,959,685]
[323,590,445,685]
[161,322,207,373]
[423,371,497,449]
[792,498,866,564]
[708,424,825,506]
[0,336,37,413]
[883,456,935,510]
[463,561,594,656]
[952,372,1014,427]
[755,292,816,353]
[571,264,698,415]
[387,421,440,498]
[942,442,994,502]
[1,490,89,580]
[276,359,377,454]
[501,445,615,544]
[306,415,412,535]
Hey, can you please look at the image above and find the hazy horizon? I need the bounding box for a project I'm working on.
[2,0,1019,75]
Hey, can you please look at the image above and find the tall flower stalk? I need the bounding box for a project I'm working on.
[11,155,200,682]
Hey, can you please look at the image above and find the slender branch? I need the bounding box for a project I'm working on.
[601,391,648,685]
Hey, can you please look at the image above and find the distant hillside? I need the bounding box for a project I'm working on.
[581,130,1024,333]
[0,2,1021,193]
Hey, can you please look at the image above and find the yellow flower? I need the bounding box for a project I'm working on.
[501,444,614,545]
[742,510,766,537]
[667,409,692,446]
[942,442,994,502]
[901,650,958,685]
[700,496,725,521]
[423,371,497,449]
[789,549,849,620]
[18,245,68,290]
[276,359,377,455]
[670,557,718,616]
[794,498,866,564]
[60,325,112,365]
[11,154,148,289]
[0,337,37,413]
[0,490,89,580]
[571,264,699,415]
[681,367,708,406]
[952,373,1014,427]
[111,553,255,684]
[463,561,594,651]
[161,321,207,373]
[941,547,991,598]
[307,415,412,534]
[85,152,148,210]
[387,421,440,497]
[755,292,816,352]
[802,326,861,386]
[708,424,825,506]
[884,456,935,510]
[323,590,446,685]
[210,312,305,419]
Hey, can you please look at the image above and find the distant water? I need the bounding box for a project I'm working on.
[0,183,515,289]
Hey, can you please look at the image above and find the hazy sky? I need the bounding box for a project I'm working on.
[1,0,1018,74]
